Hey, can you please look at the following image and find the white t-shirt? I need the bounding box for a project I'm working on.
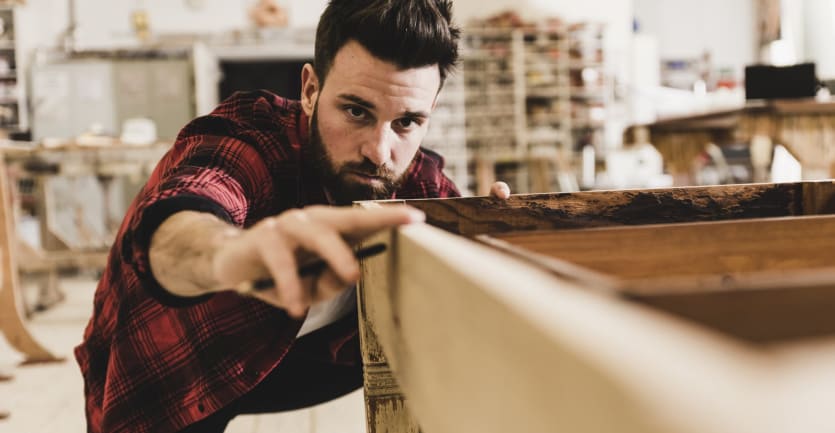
[296,187,358,338]
[296,285,357,337]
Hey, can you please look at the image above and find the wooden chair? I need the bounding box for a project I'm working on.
[0,152,62,364]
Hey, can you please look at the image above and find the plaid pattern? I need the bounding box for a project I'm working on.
[74,90,460,433]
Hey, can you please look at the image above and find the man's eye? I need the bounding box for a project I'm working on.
[396,118,419,130]
[346,106,366,119]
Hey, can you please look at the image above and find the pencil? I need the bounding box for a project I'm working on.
[234,243,387,295]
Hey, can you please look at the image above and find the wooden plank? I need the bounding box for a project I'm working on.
[485,214,835,344]
[357,183,835,432]
[366,222,828,433]
[489,215,835,281]
[355,202,421,433]
[403,182,811,236]
[632,284,835,344]
[800,180,835,214]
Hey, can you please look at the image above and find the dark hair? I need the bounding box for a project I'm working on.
[314,0,460,88]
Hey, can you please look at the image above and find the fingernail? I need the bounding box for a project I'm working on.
[407,209,426,223]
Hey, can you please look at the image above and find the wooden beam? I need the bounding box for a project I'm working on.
[356,203,422,433]
[363,222,835,433]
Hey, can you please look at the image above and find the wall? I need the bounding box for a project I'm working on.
[15,0,328,50]
[12,0,633,129]
[633,0,756,79]
[14,0,631,57]
[802,0,835,79]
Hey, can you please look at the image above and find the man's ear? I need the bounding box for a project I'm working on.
[301,63,319,117]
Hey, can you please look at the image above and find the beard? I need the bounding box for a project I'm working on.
[306,104,407,206]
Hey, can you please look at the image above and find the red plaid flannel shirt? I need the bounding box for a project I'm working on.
[74,90,459,433]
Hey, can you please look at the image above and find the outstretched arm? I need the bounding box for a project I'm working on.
[149,205,424,317]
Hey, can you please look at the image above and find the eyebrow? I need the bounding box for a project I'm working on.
[337,93,430,119]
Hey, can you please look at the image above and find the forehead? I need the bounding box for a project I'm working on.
[321,40,441,110]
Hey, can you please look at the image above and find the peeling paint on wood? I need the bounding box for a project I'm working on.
[365,395,421,433]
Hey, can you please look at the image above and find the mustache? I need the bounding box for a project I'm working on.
[340,159,397,179]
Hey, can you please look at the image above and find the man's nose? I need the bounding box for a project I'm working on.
[360,124,394,167]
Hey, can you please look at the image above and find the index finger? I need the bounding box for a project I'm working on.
[305,205,425,239]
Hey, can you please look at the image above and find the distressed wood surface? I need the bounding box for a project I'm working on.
[357,181,835,433]
[402,182,834,236]
[355,202,421,433]
[363,222,835,433]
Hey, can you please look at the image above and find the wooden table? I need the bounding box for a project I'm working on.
[0,155,62,364]
[0,140,169,363]
[357,180,835,433]
[625,100,835,183]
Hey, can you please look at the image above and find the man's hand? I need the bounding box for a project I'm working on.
[150,205,423,319]
[489,181,511,200]
[211,205,423,318]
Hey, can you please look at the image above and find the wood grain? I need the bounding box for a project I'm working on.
[402,182,818,236]
[490,215,835,281]
[355,202,422,433]
[632,284,835,344]
[363,222,829,433]
[356,181,835,433]
[487,215,835,344]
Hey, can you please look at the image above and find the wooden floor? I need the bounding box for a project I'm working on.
[0,276,366,433]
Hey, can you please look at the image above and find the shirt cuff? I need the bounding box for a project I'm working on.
[128,194,234,308]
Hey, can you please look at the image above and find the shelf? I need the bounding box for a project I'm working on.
[526,88,570,98]
[527,133,567,143]
[571,120,605,129]
[465,108,516,117]
[569,61,604,69]
[570,87,606,99]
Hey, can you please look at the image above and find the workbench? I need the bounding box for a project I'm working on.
[0,139,169,365]
[625,100,835,183]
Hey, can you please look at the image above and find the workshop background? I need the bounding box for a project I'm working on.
[1,0,834,431]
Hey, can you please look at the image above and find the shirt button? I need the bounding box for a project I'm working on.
[197,403,205,413]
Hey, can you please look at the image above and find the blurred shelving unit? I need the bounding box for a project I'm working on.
[460,26,525,195]
[568,22,607,155]
[459,18,606,195]
[0,5,22,136]
[422,70,469,195]
[523,22,571,157]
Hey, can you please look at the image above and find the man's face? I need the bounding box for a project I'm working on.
[301,40,441,205]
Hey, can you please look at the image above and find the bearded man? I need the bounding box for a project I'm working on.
[75,1,509,432]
